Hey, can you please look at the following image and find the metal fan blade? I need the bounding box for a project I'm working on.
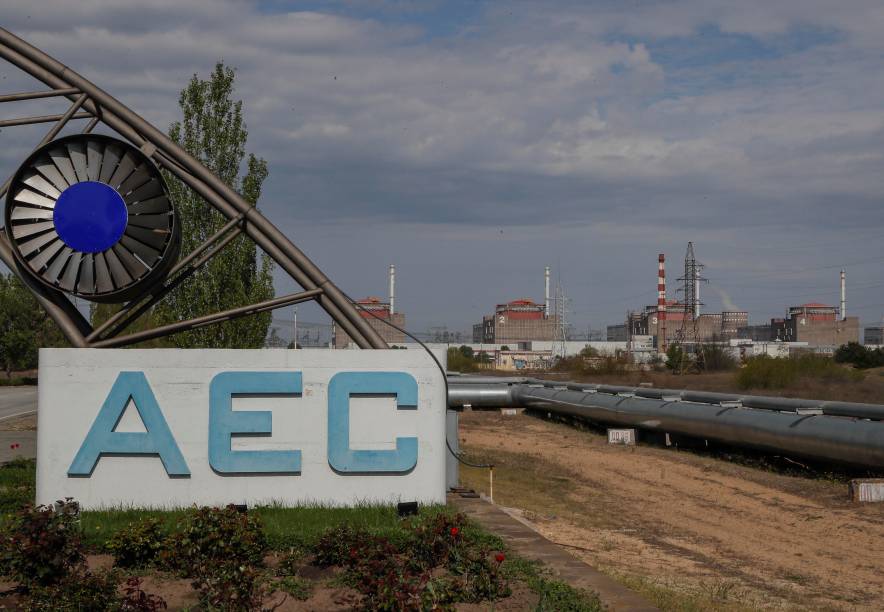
[86,139,103,181]
[108,151,137,189]
[11,220,54,239]
[127,196,170,215]
[23,173,61,199]
[124,179,164,204]
[18,230,59,256]
[13,187,56,209]
[66,141,88,182]
[128,214,171,230]
[104,248,133,287]
[45,247,73,284]
[27,239,65,271]
[34,158,69,192]
[118,163,152,195]
[94,252,114,293]
[77,253,95,294]
[99,144,123,184]
[120,235,161,267]
[59,251,82,292]
[49,148,78,186]
[112,243,149,278]
[11,206,54,220]
[124,225,167,250]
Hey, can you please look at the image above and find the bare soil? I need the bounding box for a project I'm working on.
[459,410,884,611]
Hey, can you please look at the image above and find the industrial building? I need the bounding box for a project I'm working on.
[865,325,884,346]
[473,267,560,345]
[769,303,860,349]
[607,324,627,341]
[334,265,406,348]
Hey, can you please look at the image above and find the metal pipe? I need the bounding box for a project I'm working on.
[0,111,91,127]
[0,87,79,102]
[446,377,884,468]
[92,288,323,348]
[0,28,387,349]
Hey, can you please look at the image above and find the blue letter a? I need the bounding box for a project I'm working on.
[68,372,190,477]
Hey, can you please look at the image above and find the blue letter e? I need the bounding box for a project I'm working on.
[328,372,418,474]
[68,372,189,477]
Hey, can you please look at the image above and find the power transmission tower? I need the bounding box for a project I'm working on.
[552,282,570,359]
[675,242,708,372]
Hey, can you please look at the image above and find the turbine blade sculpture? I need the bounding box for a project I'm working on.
[0,27,387,349]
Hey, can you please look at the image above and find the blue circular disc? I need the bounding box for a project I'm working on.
[53,181,128,253]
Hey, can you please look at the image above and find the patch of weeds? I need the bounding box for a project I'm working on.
[275,545,309,576]
[119,576,168,611]
[190,562,268,612]
[277,575,313,601]
[504,557,602,612]
[0,457,35,514]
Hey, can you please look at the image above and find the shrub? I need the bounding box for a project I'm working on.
[447,546,509,602]
[696,342,738,372]
[191,561,267,612]
[119,577,168,611]
[313,523,374,567]
[160,505,267,575]
[834,342,884,369]
[277,575,312,601]
[108,518,165,568]
[2,499,84,588]
[407,512,466,569]
[736,354,862,390]
[25,568,118,611]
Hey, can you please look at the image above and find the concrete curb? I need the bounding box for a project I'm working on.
[450,493,658,611]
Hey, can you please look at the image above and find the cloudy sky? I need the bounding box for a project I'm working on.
[2,0,883,336]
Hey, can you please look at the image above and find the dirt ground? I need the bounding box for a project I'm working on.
[459,410,884,611]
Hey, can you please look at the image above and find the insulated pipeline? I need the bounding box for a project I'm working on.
[447,379,884,469]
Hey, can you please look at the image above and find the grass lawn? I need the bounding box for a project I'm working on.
[0,458,603,611]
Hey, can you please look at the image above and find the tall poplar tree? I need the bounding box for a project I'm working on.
[153,63,275,348]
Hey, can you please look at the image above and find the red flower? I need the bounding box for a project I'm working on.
[450,527,459,537]
[495,553,505,563]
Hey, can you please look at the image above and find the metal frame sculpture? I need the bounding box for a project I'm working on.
[0,27,387,349]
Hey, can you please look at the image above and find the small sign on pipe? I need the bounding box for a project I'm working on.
[607,429,636,445]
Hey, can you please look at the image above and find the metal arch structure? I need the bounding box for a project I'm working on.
[0,27,388,350]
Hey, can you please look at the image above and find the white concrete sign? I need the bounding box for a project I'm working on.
[37,348,446,509]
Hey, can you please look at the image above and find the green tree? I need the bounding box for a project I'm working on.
[0,273,67,378]
[152,62,274,348]
[665,343,686,372]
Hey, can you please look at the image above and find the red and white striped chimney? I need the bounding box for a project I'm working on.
[658,254,667,350]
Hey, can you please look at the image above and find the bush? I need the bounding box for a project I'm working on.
[160,505,267,576]
[407,512,466,569]
[191,561,267,612]
[313,523,374,567]
[108,518,165,568]
[696,342,738,372]
[2,499,84,588]
[834,342,884,369]
[277,575,312,601]
[736,354,862,390]
[25,568,118,612]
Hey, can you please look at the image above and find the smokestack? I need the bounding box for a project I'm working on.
[658,254,667,350]
[840,269,846,321]
[544,266,551,318]
[389,264,396,315]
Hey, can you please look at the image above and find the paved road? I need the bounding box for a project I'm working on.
[0,386,37,422]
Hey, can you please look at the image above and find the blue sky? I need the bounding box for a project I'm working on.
[2,0,883,335]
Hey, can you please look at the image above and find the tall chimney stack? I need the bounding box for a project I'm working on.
[840,269,846,321]
[389,264,396,315]
[544,266,551,318]
[658,254,667,350]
